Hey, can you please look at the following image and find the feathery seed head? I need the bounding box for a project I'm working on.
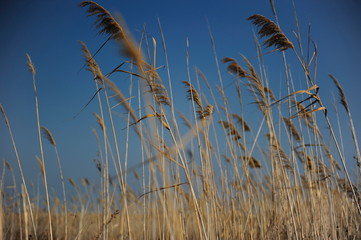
[41,126,56,146]
[247,14,294,51]
[329,74,349,113]
[26,54,36,75]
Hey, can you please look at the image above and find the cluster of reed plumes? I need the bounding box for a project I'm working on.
[1,1,361,239]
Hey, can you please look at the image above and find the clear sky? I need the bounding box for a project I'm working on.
[1,0,361,193]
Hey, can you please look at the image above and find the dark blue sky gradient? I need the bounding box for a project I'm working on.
[1,0,361,193]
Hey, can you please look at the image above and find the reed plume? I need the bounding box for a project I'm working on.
[93,112,105,131]
[80,1,124,40]
[232,114,251,132]
[223,59,246,78]
[329,74,349,113]
[247,14,294,51]
[36,156,45,177]
[282,117,301,142]
[183,81,208,120]
[219,120,241,141]
[239,155,262,168]
[148,81,171,107]
[79,41,104,81]
[224,56,269,116]
[41,126,56,146]
[80,1,143,64]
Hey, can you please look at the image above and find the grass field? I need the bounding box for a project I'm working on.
[1,1,361,239]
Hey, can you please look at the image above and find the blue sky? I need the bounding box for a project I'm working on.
[1,0,361,193]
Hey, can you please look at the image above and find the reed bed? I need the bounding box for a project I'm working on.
[1,1,360,239]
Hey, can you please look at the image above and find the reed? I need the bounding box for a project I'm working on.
[1,1,360,239]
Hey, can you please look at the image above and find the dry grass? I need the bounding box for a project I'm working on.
[1,1,361,239]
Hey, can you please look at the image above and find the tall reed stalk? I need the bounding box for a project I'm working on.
[27,54,54,240]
